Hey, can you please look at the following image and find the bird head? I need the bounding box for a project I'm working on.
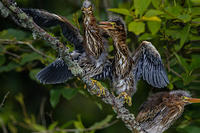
[99,16,126,39]
[82,0,93,15]
[165,90,200,106]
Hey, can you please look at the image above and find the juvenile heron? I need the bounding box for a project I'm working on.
[136,90,200,133]
[22,0,111,86]
[99,17,169,105]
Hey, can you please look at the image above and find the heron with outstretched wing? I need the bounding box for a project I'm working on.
[99,17,169,105]
[22,0,111,87]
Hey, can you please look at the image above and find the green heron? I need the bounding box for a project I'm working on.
[22,0,111,85]
[99,17,169,105]
[136,90,200,133]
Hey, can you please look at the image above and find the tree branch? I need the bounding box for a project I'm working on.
[0,91,9,109]
[0,0,143,132]
[32,120,118,133]
[0,39,54,59]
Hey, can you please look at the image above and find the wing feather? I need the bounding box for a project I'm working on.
[22,8,84,53]
[93,60,113,80]
[36,58,73,84]
[133,41,169,88]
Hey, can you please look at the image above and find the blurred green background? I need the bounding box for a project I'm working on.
[0,0,200,133]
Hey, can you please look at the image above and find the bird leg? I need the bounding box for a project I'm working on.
[117,92,132,106]
[91,79,106,97]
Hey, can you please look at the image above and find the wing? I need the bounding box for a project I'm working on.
[22,8,84,53]
[93,59,113,80]
[36,58,73,84]
[132,41,169,88]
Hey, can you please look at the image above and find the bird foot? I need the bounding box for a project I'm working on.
[117,92,132,106]
[91,79,106,97]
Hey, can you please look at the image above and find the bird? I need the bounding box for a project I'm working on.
[22,0,111,88]
[135,90,200,133]
[99,17,169,105]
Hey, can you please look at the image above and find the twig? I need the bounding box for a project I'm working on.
[32,120,118,133]
[0,39,54,59]
[192,80,200,83]
[5,50,21,59]
[164,49,183,79]
[39,98,47,127]
[0,1,143,132]
[0,91,10,109]
[0,119,8,133]
[170,69,183,79]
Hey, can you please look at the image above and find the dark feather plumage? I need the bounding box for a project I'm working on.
[133,41,169,88]
[36,58,72,84]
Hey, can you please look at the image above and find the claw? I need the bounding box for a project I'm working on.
[117,92,132,106]
[91,79,106,97]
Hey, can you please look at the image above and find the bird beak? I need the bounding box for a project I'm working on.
[99,21,115,30]
[183,96,200,103]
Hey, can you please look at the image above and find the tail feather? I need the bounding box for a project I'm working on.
[36,58,73,84]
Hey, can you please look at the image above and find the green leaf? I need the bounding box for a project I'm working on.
[177,14,191,23]
[60,120,75,129]
[61,88,78,100]
[50,87,78,108]
[0,29,28,40]
[7,29,28,40]
[180,24,191,48]
[164,6,183,18]
[21,53,42,65]
[192,18,200,23]
[32,124,46,131]
[183,126,200,133]
[142,16,161,22]
[128,21,145,35]
[147,21,161,35]
[190,55,200,70]
[152,0,162,9]
[191,0,200,5]
[134,0,151,17]
[48,121,58,130]
[174,53,190,73]
[89,115,113,129]
[0,61,19,72]
[74,115,85,130]
[181,73,196,86]
[168,83,174,90]
[108,8,132,16]
[165,29,181,40]
[145,9,164,17]
[50,89,62,108]
[191,7,200,16]
[0,55,6,66]
[138,33,154,41]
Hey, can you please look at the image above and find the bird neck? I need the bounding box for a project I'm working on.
[113,32,129,58]
[83,13,104,58]
[112,32,132,76]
